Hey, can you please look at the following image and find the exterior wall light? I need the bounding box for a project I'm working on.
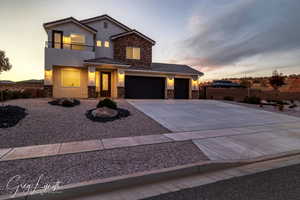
[44,69,53,85]
[191,76,199,90]
[167,76,174,90]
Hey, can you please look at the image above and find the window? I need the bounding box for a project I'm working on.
[96,40,102,47]
[63,36,71,49]
[102,73,109,91]
[61,69,80,87]
[52,30,63,49]
[126,47,140,60]
[70,34,85,50]
[104,41,110,48]
[104,22,108,29]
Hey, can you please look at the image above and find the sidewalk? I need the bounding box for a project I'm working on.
[1,121,300,162]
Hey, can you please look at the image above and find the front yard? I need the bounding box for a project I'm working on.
[0,99,170,148]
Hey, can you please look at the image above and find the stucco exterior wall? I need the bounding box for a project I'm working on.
[53,67,88,98]
[45,22,96,69]
[45,48,95,69]
[85,19,127,58]
[46,22,94,46]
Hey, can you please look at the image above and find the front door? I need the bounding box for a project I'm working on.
[100,72,111,97]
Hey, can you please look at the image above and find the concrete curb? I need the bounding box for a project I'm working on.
[0,161,240,200]
[2,150,300,200]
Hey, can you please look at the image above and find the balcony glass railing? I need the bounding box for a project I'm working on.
[45,41,95,51]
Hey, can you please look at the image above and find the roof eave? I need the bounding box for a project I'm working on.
[43,17,97,34]
[111,30,156,45]
[80,14,131,32]
[83,62,130,67]
[125,68,203,76]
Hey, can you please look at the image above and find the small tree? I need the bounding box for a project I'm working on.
[240,79,252,88]
[240,79,252,97]
[269,70,285,90]
[0,50,12,102]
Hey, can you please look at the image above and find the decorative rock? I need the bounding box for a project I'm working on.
[48,98,80,107]
[91,107,118,118]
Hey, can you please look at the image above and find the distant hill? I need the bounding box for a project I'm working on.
[17,79,44,84]
[0,80,15,84]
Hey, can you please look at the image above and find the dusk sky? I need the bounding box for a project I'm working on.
[1,0,300,81]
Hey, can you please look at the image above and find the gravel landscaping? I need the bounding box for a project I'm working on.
[0,99,170,148]
[0,141,208,195]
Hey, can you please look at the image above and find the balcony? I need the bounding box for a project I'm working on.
[45,42,95,68]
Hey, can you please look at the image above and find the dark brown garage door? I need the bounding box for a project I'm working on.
[174,78,189,99]
[125,76,165,99]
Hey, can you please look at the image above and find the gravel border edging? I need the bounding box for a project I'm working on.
[86,108,130,122]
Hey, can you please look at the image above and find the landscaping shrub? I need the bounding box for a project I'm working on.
[223,96,234,101]
[97,98,117,110]
[0,105,27,128]
[243,96,261,104]
[48,98,80,107]
[0,89,43,101]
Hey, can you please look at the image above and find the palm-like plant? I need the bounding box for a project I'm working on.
[0,50,12,102]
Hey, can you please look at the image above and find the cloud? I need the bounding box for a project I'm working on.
[181,0,300,67]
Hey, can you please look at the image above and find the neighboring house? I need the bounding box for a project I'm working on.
[209,80,245,88]
[43,14,203,99]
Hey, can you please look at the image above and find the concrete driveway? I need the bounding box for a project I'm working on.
[128,100,300,132]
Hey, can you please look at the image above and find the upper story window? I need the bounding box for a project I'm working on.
[70,34,85,50]
[52,30,63,49]
[51,31,86,51]
[96,40,102,47]
[104,22,108,29]
[126,47,140,60]
[104,41,110,48]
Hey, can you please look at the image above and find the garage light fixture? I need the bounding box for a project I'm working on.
[167,76,174,90]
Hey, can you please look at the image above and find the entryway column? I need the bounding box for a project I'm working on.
[88,66,96,98]
[191,75,200,99]
[44,65,53,97]
[166,76,174,99]
[117,69,125,98]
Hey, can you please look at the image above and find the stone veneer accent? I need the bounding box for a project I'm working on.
[167,89,174,99]
[192,90,199,99]
[44,85,53,97]
[88,86,96,98]
[117,87,125,98]
[113,34,153,68]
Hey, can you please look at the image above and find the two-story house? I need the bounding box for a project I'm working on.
[43,14,203,99]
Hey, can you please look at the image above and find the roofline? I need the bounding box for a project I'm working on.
[111,30,156,45]
[83,62,131,67]
[43,17,97,33]
[124,69,204,76]
[152,63,204,75]
[80,14,131,31]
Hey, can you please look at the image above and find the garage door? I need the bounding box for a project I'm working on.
[125,76,165,99]
[174,78,189,99]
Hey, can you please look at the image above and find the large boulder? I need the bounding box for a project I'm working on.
[91,107,118,118]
